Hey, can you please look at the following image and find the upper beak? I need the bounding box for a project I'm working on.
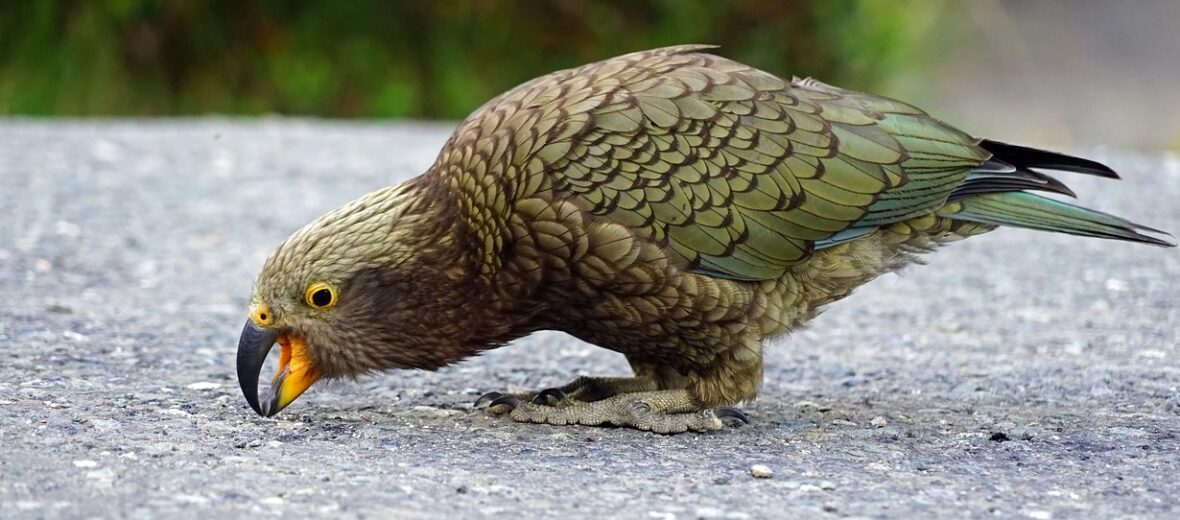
[236,320,322,417]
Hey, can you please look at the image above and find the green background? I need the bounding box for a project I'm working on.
[0,0,950,118]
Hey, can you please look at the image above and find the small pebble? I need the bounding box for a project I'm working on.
[750,464,774,479]
[186,382,220,390]
[870,416,888,428]
[73,460,97,468]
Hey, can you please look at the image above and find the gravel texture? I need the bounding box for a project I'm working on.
[1,119,1178,519]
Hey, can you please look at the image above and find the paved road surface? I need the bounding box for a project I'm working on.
[2,120,1178,518]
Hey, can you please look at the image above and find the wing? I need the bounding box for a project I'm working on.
[436,46,990,282]
[522,46,987,281]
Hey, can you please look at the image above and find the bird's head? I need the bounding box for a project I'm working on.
[235,180,470,417]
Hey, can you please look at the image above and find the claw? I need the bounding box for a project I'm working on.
[715,407,750,426]
[473,391,504,409]
[531,388,567,405]
[489,394,522,410]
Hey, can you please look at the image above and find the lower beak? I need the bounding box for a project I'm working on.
[236,320,322,417]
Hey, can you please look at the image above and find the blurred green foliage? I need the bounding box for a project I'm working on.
[0,0,949,119]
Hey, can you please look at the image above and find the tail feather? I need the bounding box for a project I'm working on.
[950,169,1077,200]
[979,139,1119,178]
[817,139,1174,251]
[946,191,1174,247]
[942,140,1173,247]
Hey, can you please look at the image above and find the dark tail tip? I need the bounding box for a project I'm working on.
[980,139,1120,179]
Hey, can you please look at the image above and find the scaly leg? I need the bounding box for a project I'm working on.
[477,388,746,434]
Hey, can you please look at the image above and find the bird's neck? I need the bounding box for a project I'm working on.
[380,175,540,366]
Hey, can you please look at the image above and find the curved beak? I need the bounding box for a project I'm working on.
[236,320,321,417]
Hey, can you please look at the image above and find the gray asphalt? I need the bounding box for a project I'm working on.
[1,120,1178,519]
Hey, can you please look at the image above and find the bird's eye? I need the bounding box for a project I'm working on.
[304,283,337,310]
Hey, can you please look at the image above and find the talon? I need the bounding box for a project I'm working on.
[715,407,749,425]
[488,395,522,410]
[531,388,567,405]
[473,391,504,409]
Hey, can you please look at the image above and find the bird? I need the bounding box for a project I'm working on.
[236,45,1173,433]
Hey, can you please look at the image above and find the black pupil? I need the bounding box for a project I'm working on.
[259,313,267,321]
[312,289,332,307]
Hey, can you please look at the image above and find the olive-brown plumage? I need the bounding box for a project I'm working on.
[237,46,1171,431]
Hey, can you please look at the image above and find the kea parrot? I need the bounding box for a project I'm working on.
[236,46,1173,433]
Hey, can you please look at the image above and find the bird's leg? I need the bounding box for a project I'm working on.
[474,339,760,432]
[479,388,747,434]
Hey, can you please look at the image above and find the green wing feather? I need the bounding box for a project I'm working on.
[538,46,988,281]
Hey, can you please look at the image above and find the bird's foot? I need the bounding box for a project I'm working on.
[474,389,748,434]
[474,376,658,409]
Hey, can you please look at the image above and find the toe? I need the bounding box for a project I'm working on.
[473,391,504,409]
[530,388,567,406]
[487,394,522,415]
[489,395,522,408]
[715,407,750,426]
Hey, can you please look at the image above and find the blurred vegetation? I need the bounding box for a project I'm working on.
[0,0,951,119]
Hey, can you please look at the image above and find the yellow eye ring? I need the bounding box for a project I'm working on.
[304,283,337,310]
